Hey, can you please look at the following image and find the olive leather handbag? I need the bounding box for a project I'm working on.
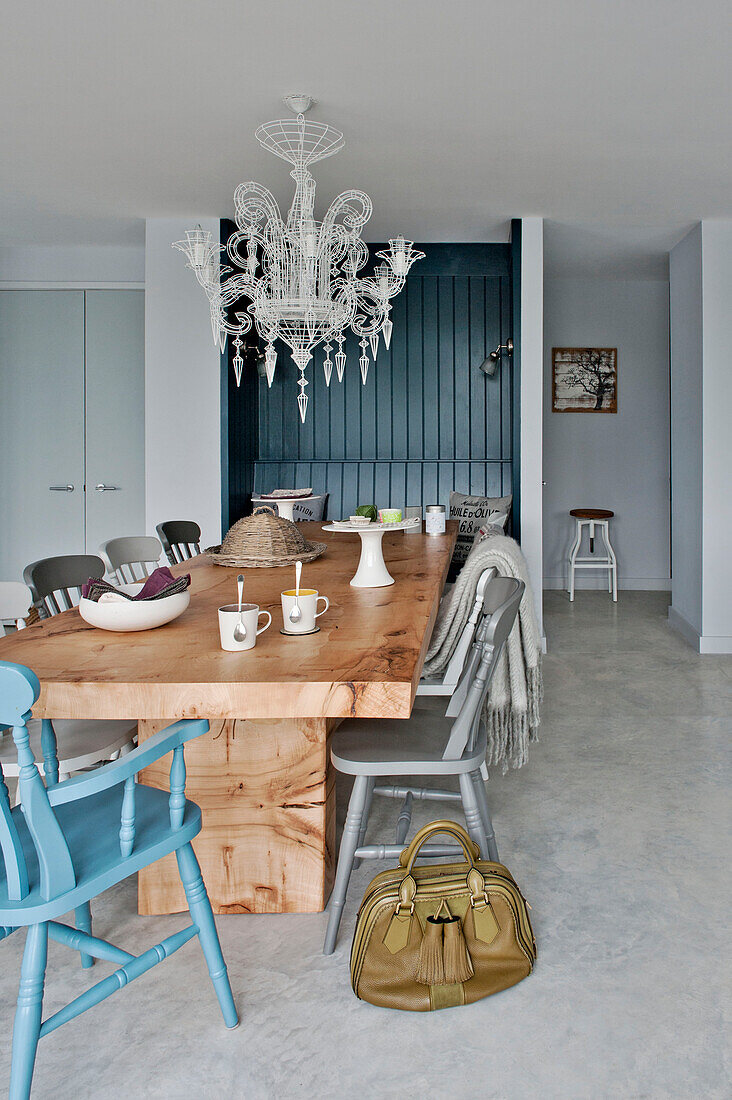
[350,820,536,1011]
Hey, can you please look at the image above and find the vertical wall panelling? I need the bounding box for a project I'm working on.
[221,222,258,531]
[224,236,517,525]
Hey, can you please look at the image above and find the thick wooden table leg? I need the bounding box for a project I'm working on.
[137,717,336,915]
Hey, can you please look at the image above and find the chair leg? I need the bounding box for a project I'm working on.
[568,521,581,601]
[323,774,370,955]
[74,903,94,969]
[459,772,489,855]
[353,776,375,868]
[175,843,238,1029]
[470,771,500,863]
[9,922,48,1100]
[606,525,618,602]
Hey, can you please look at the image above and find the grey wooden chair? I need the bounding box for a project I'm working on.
[23,555,105,618]
[323,574,524,954]
[18,555,137,784]
[416,566,497,698]
[99,536,162,584]
[156,520,202,566]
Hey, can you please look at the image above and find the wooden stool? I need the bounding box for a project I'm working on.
[568,509,617,602]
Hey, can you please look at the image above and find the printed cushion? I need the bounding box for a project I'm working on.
[449,492,512,566]
[292,494,328,522]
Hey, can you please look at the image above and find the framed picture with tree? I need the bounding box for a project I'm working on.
[552,347,618,413]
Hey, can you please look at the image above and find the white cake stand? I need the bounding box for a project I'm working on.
[322,518,420,587]
[258,496,309,521]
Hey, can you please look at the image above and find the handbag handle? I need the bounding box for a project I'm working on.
[399,819,480,873]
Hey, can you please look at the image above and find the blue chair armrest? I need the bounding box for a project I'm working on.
[47,719,209,807]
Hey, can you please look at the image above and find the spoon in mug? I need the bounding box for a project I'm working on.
[233,573,247,641]
[289,560,303,624]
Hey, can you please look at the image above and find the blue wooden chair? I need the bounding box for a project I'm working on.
[0,661,238,1099]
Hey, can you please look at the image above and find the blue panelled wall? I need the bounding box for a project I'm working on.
[223,228,521,537]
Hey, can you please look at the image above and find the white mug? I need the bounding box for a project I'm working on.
[280,588,329,634]
[218,602,272,651]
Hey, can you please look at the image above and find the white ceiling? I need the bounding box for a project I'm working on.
[1,0,730,272]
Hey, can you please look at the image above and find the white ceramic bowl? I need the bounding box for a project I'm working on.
[349,515,373,526]
[78,582,190,632]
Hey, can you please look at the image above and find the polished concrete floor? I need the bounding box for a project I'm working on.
[1,592,730,1098]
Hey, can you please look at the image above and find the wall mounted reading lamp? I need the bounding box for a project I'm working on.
[479,338,513,376]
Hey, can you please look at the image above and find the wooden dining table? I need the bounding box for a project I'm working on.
[0,521,457,915]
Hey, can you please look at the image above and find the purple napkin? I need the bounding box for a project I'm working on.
[82,567,191,603]
[136,567,184,599]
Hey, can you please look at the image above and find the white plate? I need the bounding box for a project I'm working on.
[78,582,190,632]
[323,517,420,533]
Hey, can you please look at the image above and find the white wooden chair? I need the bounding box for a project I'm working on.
[323,575,524,954]
[0,581,33,632]
[100,536,163,584]
[11,563,136,785]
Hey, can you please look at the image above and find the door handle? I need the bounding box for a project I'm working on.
[94,484,120,491]
[49,484,74,492]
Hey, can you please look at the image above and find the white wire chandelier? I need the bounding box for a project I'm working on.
[173,96,424,423]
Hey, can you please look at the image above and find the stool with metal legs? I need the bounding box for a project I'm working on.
[323,575,524,955]
[568,508,617,601]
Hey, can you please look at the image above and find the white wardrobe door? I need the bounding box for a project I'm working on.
[84,290,145,555]
[0,291,86,581]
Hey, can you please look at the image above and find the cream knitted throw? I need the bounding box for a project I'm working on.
[423,533,543,772]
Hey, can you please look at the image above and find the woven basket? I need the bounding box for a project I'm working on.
[209,507,327,568]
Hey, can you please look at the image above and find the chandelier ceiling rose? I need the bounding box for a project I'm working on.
[283,94,314,115]
[174,103,424,423]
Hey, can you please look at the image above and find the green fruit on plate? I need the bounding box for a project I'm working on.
[355,504,377,522]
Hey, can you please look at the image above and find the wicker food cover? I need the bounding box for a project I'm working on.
[209,507,327,568]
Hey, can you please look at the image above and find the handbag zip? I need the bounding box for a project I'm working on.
[356,860,513,914]
[351,876,536,989]
[356,865,530,937]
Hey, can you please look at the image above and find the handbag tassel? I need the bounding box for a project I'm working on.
[416,916,474,986]
[415,919,445,985]
[442,918,474,984]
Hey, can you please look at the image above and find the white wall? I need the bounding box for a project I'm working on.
[0,244,143,285]
[700,223,732,647]
[669,221,732,653]
[520,218,544,637]
[669,227,703,632]
[144,219,222,548]
[543,278,670,590]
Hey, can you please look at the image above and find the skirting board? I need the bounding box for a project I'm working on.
[668,606,732,654]
[544,577,671,592]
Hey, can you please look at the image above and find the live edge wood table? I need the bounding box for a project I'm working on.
[0,522,456,915]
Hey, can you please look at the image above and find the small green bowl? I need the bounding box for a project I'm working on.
[379,508,402,524]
